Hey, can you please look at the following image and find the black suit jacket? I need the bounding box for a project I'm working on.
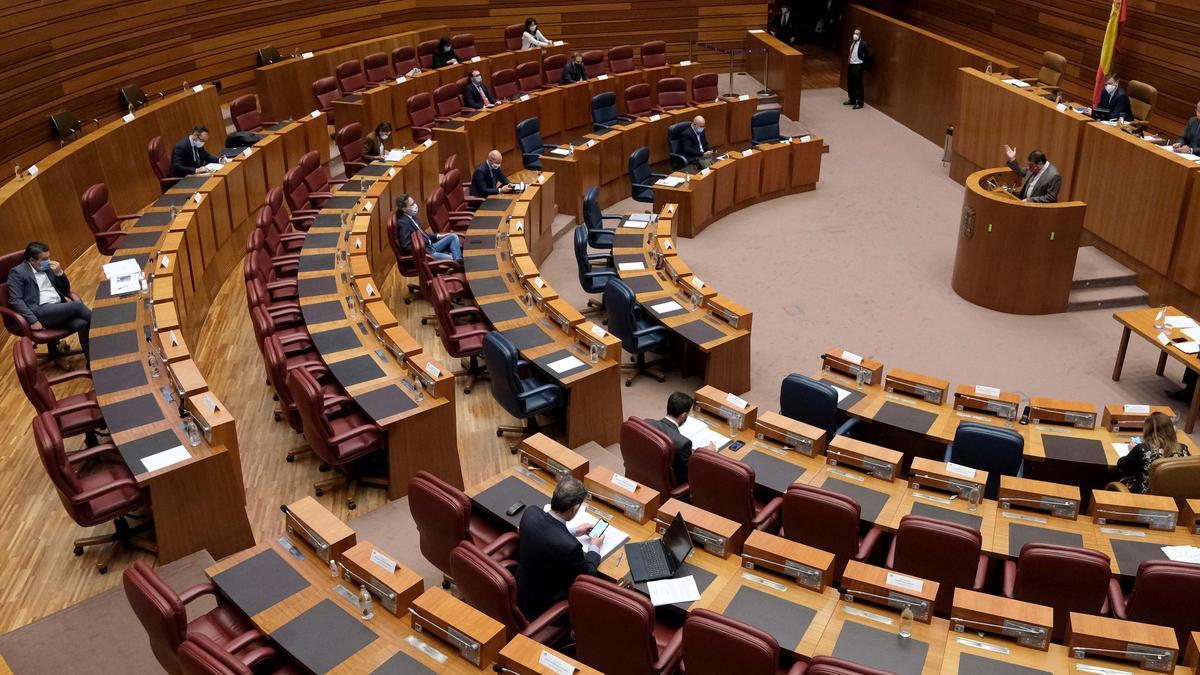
[432,48,457,69]
[770,8,797,44]
[645,417,694,484]
[1096,87,1133,121]
[849,38,874,70]
[170,137,218,177]
[7,262,71,324]
[1179,117,1200,151]
[676,127,710,165]
[516,507,600,618]
[470,161,509,198]
[560,62,587,85]
[463,81,496,109]
[397,213,436,256]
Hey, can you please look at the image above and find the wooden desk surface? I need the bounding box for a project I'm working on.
[813,600,950,674]
[1112,305,1200,433]
[939,633,1070,674]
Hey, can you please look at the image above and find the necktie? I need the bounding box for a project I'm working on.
[478,84,491,106]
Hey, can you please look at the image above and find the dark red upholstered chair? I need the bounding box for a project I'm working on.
[248,301,311,367]
[807,656,890,675]
[335,123,366,178]
[1109,560,1200,649]
[392,46,419,76]
[505,24,524,51]
[619,417,689,500]
[261,334,335,464]
[656,77,688,110]
[363,52,391,84]
[81,182,135,255]
[1003,542,1111,640]
[148,136,181,190]
[582,50,607,78]
[641,41,668,69]
[449,541,570,644]
[282,166,320,223]
[569,576,683,675]
[541,55,566,88]
[624,83,660,118]
[408,470,518,586]
[15,337,105,444]
[691,73,719,104]
[244,278,300,325]
[299,150,343,195]
[443,154,459,177]
[688,448,781,532]
[491,68,519,100]
[0,251,83,361]
[430,276,489,394]
[335,59,367,96]
[515,61,543,91]
[426,186,471,235]
[886,514,988,614]
[682,608,806,675]
[257,187,308,253]
[311,76,341,124]
[411,232,468,305]
[245,229,298,290]
[452,33,477,61]
[177,634,301,675]
[406,92,437,143]
[417,40,438,69]
[608,45,635,73]
[441,168,482,215]
[287,367,388,509]
[386,209,421,304]
[229,95,269,132]
[35,412,153,573]
[781,484,882,582]
[123,559,262,675]
[433,83,463,121]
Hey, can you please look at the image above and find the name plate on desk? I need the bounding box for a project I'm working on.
[825,437,900,482]
[662,255,691,285]
[410,588,505,667]
[1101,403,1175,433]
[885,368,950,405]
[281,497,356,563]
[821,348,882,385]
[694,385,758,429]
[998,475,1080,519]
[1029,397,1097,429]
[572,322,619,361]
[755,411,825,457]
[518,433,588,480]
[740,530,834,591]
[1091,491,1178,531]
[1067,613,1178,673]
[954,384,1020,421]
[951,588,1052,650]
[705,294,752,330]
[841,561,936,623]
[585,467,659,523]
[655,499,742,558]
[1184,500,1200,535]
[908,457,987,499]
[339,541,424,615]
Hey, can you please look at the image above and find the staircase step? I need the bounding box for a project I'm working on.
[1071,246,1138,289]
[1067,285,1149,312]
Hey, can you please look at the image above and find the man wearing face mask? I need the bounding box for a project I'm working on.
[432,37,458,68]
[678,116,716,169]
[363,122,393,162]
[1004,145,1061,203]
[1172,101,1200,155]
[470,150,514,197]
[395,194,462,262]
[7,242,91,361]
[1086,74,1133,122]
[844,27,873,109]
[171,125,220,177]
[463,70,497,109]
[560,52,587,85]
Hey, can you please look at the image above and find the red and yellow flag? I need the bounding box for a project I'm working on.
[1093,0,1128,104]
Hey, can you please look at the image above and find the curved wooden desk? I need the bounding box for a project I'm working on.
[952,167,1086,315]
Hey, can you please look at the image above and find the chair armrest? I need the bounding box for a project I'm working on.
[521,600,570,639]
[47,369,94,386]
[322,395,353,411]
[328,424,380,445]
[266,279,298,292]
[71,477,142,504]
[594,121,616,131]
[236,645,280,670]
[222,629,266,654]
[177,582,218,605]
[1108,579,1128,619]
[752,496,783,532]
[785,661,807,675]
[669,152,688,165]
[450,328,491,341]
[280,232,308,243]
[855,527,883,561]
[1104,480,1130,493]
[518,383,562,400]
[632,182,658,191]
[50,400,103,418]
[586,253,613,264]
[651,172,670,180]
[434,115,454,123]
[631,325,666,340]
[652,627,684,674]
[67,442,122,465]
[463,195,485,206]
[481,531,519,559]
[115,213,142,222]
[344,161,366,172]
[429,259,463,274]
[1002,559,1018,598]
[972,553,989,590]
[0,307,32,337]
[834,418,859,438]
[94,230,128,242]
[447,306,483,320]
[309,191,334,199]
[669,482,690,501]
[599,213,623,222]
[327,179,347,186]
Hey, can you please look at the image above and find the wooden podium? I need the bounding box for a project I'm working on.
[951,168,1086,314]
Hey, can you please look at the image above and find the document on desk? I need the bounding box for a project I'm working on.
[102,257,143,280]
[1173,341,1200,354]
[1111,443,1132,459]
[678,416,730,449]
[655,176,686,187]
[546,505,629,558]
[204,162,224,172]
[1182,327,1200,342]
[647,576,701,606]
[649,300,683,314]
[628,213,655,222]
[110,273,143,296]
[385,149,405,162]
[549,147,572,156]
[618,261,646,271]
[829,384,852,403]
[1164,315,1198,329]
[1161,545,1200,564]
[1001,78,1031,88]
[142,445,191,472]
[547,355,585,374]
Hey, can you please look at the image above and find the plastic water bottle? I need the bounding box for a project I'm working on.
[899,606,914,638]
[359,585,374,620]
[589,343,600,364]
[183,414,201,447]
[967,484,981,512]
[855,367,869,390]
[329,558,339,578]
[148,350,161,378]
[348,295,357,319]
[1153,305,1167,330]
[985,62,993,75]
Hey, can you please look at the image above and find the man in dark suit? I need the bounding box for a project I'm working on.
[463,70,497,109]
[1172,100,1200,155]
[769,2,797,45]
[170,125,220,177]
[644,392,717,485]
[470,150,514,197]
[394,194,461,262]
[845,27,873,109]
[7,241,91,360]
[560,52,587,85]
[1090,74,1133,122]
[1004,145,1061,203]
[516,477,605,618]
[678,116,716,169]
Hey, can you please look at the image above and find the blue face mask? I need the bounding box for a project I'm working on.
[37,260,50,272]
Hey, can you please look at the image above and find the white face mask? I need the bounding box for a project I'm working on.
[472,75,482,84]
[1105,83,1117,94]
[530,24,537,31]
[379,133,389,141]
[489,162,501,170]
[853,33,861,41]
[693,125,704,135]
[407,204,419,217]
[191,136,205,147]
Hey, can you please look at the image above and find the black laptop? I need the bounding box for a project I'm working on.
[626,513,693,583]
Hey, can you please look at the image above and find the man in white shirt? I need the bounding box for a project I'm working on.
[845,27,873,109]
[6,241,91,360]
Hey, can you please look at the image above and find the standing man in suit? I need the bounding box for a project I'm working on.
[769,2,797,45]
[845,27,873,109]
[1172,100,1200,154]
[645,392,717,485]
[1086,73,1133,121]
[560,52,587,85]
[463,70,497,109]
[516,477,606,618]
[7,242,91,361]
[1004,146,1061,203]
[171,125,220,177]
[394,194,462,262]
[470,150,514,197]
[678,116,716,169]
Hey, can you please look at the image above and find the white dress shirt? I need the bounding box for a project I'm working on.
[1023,162,1052,199]
[549,509,600,554]
[849,39,863,65]
[521,29,551,50]
[32,265,60,306]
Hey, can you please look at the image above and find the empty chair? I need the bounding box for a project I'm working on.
[569,576,683,675]
[667,121,692,169]
[691,73,719,104]
[682,608,806,675]
[1004,543,1111,640]
[605,278,668,386]
[430,276,489,393]
[15,337,105,445]
[624,83,660,118]
[887,514,988,614]
[449,541,571,644]
[482,331,564,445]
[619,416,688,500]
[517,117,558,170]
[689,448,782,532]
[451,33,477,61]
[81,182,134,255]
[582,185,620,248]
[363,51,391,84]
[433,82,463,121]
[34,412,154,573]
[807,656,892,675]
[511,60,540,91]
[282,165,324,219]
[656,77,688,110]
[257,187,309,254]
[779,374,859,439]
[1027,51,1065,89]
[299,150,344,195]
[311,76,340,124]
[491,68,518,100]
[751,109,787,145]
[426,187,471,234]
[1109,560,1200,649]
[504,24,525,51]
[177,634,300,675]
[334,123,366,177]
[608,45,635,73]
[262,334,334,445]
[944,422,1024,499]
[148,136,181,191]
[1127,80,1157,128]
[417,40,438,69]
[781,484,882,581]
[440,168,483,215]
[409,470,518,586]
[573,225,616,317]
[592,91,633,131]
[581,50,607,78]
[229,95,268,132]
[392,45,419,75]
[541,54,565,87]
[406,92,437,142]
[628,147,667,203]
[641,41,668,69]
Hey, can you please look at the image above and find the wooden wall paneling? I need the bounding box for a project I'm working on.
[745,30,804,121]
[1169,172,1200,298]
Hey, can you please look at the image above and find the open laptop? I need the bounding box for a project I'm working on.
[625,512,693,583]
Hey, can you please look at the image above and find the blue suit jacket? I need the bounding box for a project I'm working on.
[1096,87,1133,121]
[470,162,509,198]
[7,262,71,324]
[397,213,436,256]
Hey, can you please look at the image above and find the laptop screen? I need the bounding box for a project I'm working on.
[664,512,694,566]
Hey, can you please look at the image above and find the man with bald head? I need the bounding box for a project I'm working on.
[470,150,514,198]
[678,115,715,169]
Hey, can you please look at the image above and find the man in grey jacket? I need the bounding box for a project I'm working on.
[1004,145,1061,203]
[7,241,90,359]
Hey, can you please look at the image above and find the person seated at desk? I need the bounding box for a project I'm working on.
[645,391,717,485]
[363,122,392,162]
[432,37,458,68]
[1171,100,1200,154]
[1116,412,1190,493]
[560,52,587,85]
[1003,145,1060,203]
[1080,73,1133,122]
[395,194,462,262]
[470,150,515,197]
[463,70,497,109]
[679,116,717,169]
[8,242,91,362]
[516,476,605,618]
[171,125,219,177]
[521,17,552,49]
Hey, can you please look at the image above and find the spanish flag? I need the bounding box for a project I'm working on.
[1093,0,1128,104]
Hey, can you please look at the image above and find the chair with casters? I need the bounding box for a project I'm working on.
[540,55,565,88]
[629,146,667,203]
[334,123,366,178]
[491,68,519,101]
[417,40,438,69]
[581,50,607,78]
[569,576,683,675]
[887,514,988,614]
[408,470,518,588]
[429,276,490,394]
[573,225,617,317]
[334,59,368,96]
[779,373,860,439]
[582,185,621,248]
[411,232,468,314]
[625,83,660,118]
[262,332,334,455]
[750,109,787,145]
[516,117,558,170]
[392,46,418,76]
[781,484,883,582]
[1109,559,1200,649]
[604,278,668,386]
[406,92,437,143]
[363,51,392,84]
[688,448,783,532]
[452,33,477,61]
[81,182,136,255]
[943,421,1024,499]
[1003,542,1111,640]
[441,167,483,215]
[449,541,571,644]
[482,331,564,448]
[433,83,463,122]
[0,251,85,361]
[667,121,693,170]
[691,73,719,104]
[656,77,688,110]
[177,634,301,675]
[426,186,472,234]
[608,45,635,73]
[619,416,689,500]
[592,91,634,132]
[640,41,667,69]
[682,608,806,675]
[15,337,106,446]
[311,76,341,124]
[148,136,181,191]
[504,24,524,51]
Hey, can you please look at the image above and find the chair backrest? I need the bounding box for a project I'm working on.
[441,167,469,212]
[667,121,690,166]
[891,514,983,613]
[392,46,418,74]
[387,209,418,277]
[417,40,438,69]
[782,484,862,580]
[641,41,667,68]
[407,92,436,129]
[312,76,340,111]
[429,276,472,357]
[657,77,687,109]
[14,337,57,412]
[682,608,781,675]
[282,165,313,213]
[122,558,188,673]
[570,576,662,675]
[541,55,566,86]
[286,367,339,464]
[425,187,454,234]
[408,470,474,576]
[807,656,894,675]
[299,150,328,193]
[1124,560,1200,648]
[582,185,604,234]
[948,422,1024,499]
[411,232,438,288]
[148,135,172,182]
[262,334,303,432]
[592,91,618,127]
[582,50,607,78]
[1037,51,1066,87]
[33,411,87,517]
[451,33,477,61]
[1011,542,1111,639]
[177,634,253,675]
[81,182,117,236]
[625,83,653,116]
[750,109,781,143]
[363,51,391,83]
[608,45,635,73]
[619,416,678,495]
[688,448,758,527]
[779,373,841,438]
[517,117,543,157]
[1147,455,1200,499]
[691,73,718,104]
[1128,80,1157,120]
[574,225,608,295]
[504,24,524,51]
[509,61,538,91]
[628,146,652,187]
[492,68,518,100]
[229,95,262,133]
[482,332,527,418]
[335,123,364,176]
[335,59,366,95]
[434,83,462,118]
[449,542,528,639]
[603,277,644,352]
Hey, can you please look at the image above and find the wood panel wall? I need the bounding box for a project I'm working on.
[0,0,766,174]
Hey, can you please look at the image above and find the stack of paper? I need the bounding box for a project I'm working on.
[204,162,224,172]
[617,261,645,272]
[546,355,585,374]
[678,416,730,449]
[385,149,405,162]
[549,147,572,156]
[655,176,686,187]
[1161,545,1200,564]
[1111,443,1131,458]
[102,258,145,295]
[650,300,683,314]
[1002,78,1031,88]
[1164,316,1198,329]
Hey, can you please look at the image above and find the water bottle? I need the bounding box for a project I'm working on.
[567,143,574,157]
[985,62,993,75]
[855,366,869,390]
[329,558,339,578]
[967,484,981,512]
[728,412,743,438]
[139,274,149,296]
[13,163,21,182]
[589,343,600,364]
[148,350,161,378]
[183,414,201,447]
[1118,113,1126,125]
[170,205,179,220]
[359,585,374,620]
[899,606,914,638]
[348,295,357,319]
[1153,305,1167,330]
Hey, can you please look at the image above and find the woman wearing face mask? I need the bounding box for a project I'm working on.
[433,37,458,68]
[363,122,393,162]
[521,17,551,49]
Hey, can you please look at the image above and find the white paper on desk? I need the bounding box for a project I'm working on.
[544,504,629,558]
[1112,442,1132,458]
[1162,545,1200,563]
[650,300,682,314]
[103,258,143,280]
[1165,315,1198,329]
[110,274,142,295]
[623,220,649,229]
[142,445,191,472]
[1174,341,1200,354]
[1002,78,1031,88]
[385,149,404,162]
[1183,327,1200,342]
[656,176,686,187]
[553,40,565,46]
[647,576,701,606]
[628,213,655,222]
[618,262,645,271]
[678,416,730,449]
[549,147,571,156]
[204,163,223,172]
[829,384,852,403]
[1157,332,1170,346]
[547,355,586,374]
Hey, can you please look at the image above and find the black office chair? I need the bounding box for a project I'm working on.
[516,117,557,171]
[779,374,859,439]
[592,92,634,132]
[574,225,617,318]
[667,122,691,170]
[750,109,787,145]
[482,332,564,449]
[944,422,1024,499]
[604,279,668,386]
[582,186,621,250]
[628,147,667,204]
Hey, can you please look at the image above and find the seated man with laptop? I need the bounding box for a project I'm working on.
[516,477,606,618]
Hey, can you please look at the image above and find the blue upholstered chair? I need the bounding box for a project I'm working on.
[592,91,633,132]
[582,186,621,249]
[943,422,1024,499]
[667,121,691,170]
[628,147,667,204]
[482,332,564,446]
[574,225,617,318]
[750,109,787,146]
[516,117,557,170]
[779,374,860,439]
[603,279,668,386]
